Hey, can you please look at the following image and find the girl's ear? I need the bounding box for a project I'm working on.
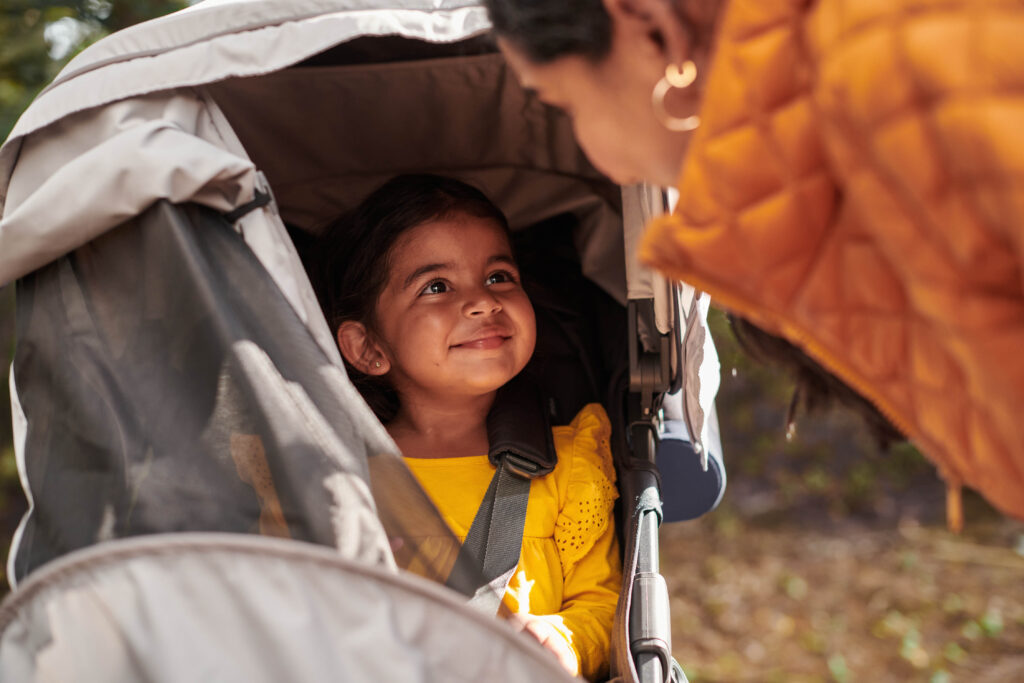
[337,321,390,375]
[602,0,694,66]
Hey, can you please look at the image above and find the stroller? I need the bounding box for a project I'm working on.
[0,1,725,681]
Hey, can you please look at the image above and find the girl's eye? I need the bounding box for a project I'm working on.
[420,280,449,295]
[486,270,517,286]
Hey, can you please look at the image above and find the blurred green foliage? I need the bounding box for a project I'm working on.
[1,2,189,140]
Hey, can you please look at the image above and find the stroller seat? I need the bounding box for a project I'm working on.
[0,3,725,682]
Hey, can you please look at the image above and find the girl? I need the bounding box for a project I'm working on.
[311,174,621,681]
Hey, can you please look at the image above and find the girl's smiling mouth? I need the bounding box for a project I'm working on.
[451,328,513,350]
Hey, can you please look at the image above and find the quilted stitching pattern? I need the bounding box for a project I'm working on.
[640,0,1024,520]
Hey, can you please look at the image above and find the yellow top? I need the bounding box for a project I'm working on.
[403,403,621,681]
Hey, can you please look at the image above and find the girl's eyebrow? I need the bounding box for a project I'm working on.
[403,262,452,290]
[488,254,517,267]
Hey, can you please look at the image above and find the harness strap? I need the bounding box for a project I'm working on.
[452,454,532,615]
[446,372,554,614]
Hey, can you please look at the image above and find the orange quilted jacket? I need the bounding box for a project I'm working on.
[641,0,1024,523]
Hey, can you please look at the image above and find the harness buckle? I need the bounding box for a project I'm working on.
[501,452,543,479]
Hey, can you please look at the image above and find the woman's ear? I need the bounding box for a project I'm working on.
[602,0,694,66]
[337,321,390,375]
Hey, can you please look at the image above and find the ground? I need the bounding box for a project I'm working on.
[662,488,1024,683]
[660,311,1024,682]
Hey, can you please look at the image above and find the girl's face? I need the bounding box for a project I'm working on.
[370,214,536,404]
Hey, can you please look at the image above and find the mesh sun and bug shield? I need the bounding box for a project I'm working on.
[8,200,481,594]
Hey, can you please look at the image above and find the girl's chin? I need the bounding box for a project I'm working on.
[453,369,530,397]
[463,377,518,395]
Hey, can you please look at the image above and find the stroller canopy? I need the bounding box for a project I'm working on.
[0,0,624,306]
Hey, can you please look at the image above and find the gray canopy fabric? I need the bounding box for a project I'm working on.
[2,0,490,153]
[0,533,576,683]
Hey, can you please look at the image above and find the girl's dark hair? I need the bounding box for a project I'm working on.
[483,0,613,63]
[308,174,512,422]
[728,315,905,449]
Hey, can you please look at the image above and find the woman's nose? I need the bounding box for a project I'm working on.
[463,291,502,317]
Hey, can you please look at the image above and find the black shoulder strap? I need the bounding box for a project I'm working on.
[486,371,557,477]
[447,372,557,614]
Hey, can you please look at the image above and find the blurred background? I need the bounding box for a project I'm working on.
[0,3,1021,682]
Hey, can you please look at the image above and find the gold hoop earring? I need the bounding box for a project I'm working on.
[651,61,700,132]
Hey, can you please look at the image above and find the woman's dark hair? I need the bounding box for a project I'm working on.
[308,174,512,422]
[484,0,723,64]
[728,315,905,449]
[483,0,613,63]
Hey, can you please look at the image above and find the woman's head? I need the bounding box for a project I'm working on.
[486,0,724,187]
[312,174,536,420]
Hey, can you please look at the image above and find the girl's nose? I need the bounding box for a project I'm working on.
[464,291,502,317]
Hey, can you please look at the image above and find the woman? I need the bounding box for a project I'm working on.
[485,0,1024,525]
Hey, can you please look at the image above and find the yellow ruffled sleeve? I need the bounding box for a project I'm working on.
[546,404,622,681]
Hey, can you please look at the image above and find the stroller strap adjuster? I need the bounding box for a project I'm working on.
[223,189,272,223]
